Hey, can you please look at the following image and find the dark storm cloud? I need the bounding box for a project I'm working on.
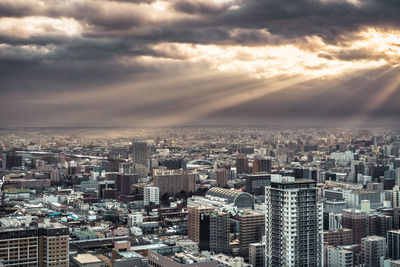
[1,0,400,126]
[173,1,232,16]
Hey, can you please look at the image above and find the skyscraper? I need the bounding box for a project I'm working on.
[265,176,323,267]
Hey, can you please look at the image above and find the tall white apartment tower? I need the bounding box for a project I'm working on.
[265,175,323,267]
[144,186,159,206]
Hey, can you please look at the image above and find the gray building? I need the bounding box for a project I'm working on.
[388,230,400,260]
[131,140,148,167]
[361,235,386,267]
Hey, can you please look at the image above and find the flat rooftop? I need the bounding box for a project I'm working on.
[73,254,102,264]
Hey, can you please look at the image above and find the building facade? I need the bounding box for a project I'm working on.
[265,176,323,267]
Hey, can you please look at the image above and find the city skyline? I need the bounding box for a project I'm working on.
[1,0,400,127]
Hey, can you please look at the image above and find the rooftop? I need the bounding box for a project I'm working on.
[73,254,102,264]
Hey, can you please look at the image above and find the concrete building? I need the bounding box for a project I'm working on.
[323,228,352,246]
[238,210,264,258]
[249,242,265,267]
[265,176,323,267]
[0,228,39,266]
[199,211,230,254]
[326,246,353,267]
[153,169,196,196]
[387,230,400,260]
[361,235,386,267]
[342,209,367,244]
[38,221,69,267]
[131,140,148,167]
[187,206,215,245]
[144,186,159,206]
[0,221,69,267]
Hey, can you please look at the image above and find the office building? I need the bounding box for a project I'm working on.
[143,186,159,206]
[199,211,230,254]
[131,140,148,167]
[245,174,270,195]
[265,176,323,267]
[361,235,386,267]
[187,206,215,245]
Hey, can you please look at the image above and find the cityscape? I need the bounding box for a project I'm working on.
[1,0,400,266]
[0,126,399,266]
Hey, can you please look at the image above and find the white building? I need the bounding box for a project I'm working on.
[326,246,353,267]
[144,186,160,206]
[265,175,323,267]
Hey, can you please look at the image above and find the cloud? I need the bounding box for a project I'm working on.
[1,0,400,127]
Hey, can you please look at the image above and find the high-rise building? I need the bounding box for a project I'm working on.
[368,214,392,237]
[187,206,215,245]
[361,235,386,267]
[199,211,230,254]
[238,210,265,258]
[259,158,272,173]
[131,140,148,167]
[215,169,227,187]
[144,186,159,206]
[342,209,367,244]
[387,229,400,260]
[265,176,323,267]
[393,186,400,208]
[245,174,270,195]
[236,154,249,175]
[326,246,353,267]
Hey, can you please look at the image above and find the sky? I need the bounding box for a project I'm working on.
[1,0,400,127]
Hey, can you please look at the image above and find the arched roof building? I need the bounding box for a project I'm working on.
[205,187,253,208]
